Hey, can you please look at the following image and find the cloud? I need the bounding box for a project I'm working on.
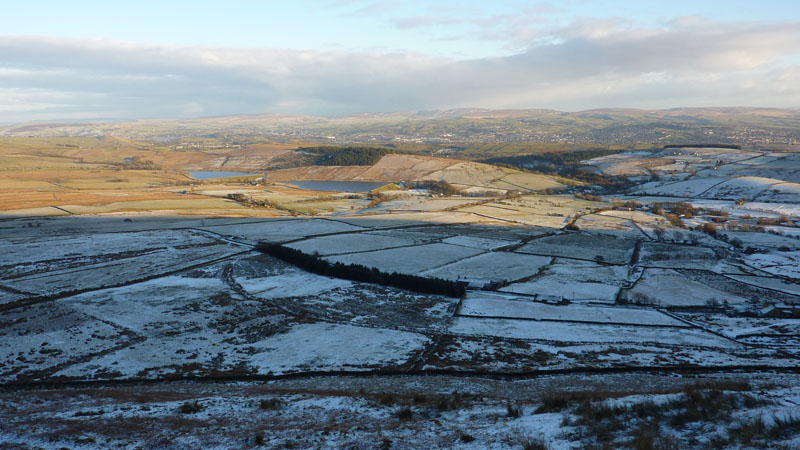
[391,15,467,29]
[390,5,555,49]
[0,17,799,122]
[344,0,405,18]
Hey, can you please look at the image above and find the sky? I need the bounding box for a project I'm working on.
[0,0,799,122]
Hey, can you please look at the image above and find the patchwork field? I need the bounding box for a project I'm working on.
[515,233,636,265]
[457,293,686,326]
[3,140,800,449]
[500,259,629,301]
[324,242,486,274]
[3,211,798,387]
[421,251,552,282]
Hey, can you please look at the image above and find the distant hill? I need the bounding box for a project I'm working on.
[265,153,564,192]
[3,107,800,148]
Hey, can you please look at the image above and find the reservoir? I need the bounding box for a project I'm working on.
[284,180,388,192]
[189,171,261,179]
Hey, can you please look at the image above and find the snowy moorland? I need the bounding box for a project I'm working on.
[2,145,800,448]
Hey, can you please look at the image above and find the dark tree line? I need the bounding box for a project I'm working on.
[409,180,460,196]
[255,243,465,298]
[482,148,622,169]
[300,146,402,166]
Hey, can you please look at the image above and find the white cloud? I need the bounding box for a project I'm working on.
[0,17,798,122]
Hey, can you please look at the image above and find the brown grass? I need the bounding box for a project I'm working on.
[0,190,196,211]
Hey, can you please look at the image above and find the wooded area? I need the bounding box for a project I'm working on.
[255,242,466,298]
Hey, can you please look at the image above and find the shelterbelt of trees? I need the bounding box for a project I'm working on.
[255,242,466,298]
[301,146,407,166]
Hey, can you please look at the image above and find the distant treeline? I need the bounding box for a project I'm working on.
[663,144,741,150]
[255,243,466,298]
[301,146,403,166]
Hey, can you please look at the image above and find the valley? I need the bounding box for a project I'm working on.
[2,132,800,448]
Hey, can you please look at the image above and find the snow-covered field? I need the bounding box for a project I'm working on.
[389,198,480,211]
[6,265,444,382]
[0,302,133,380]
[460,203,571,228]
[679,313,800,341]
[503,278,620,301]
[324,242,485,274]
[3,208,798,387]
[515,233,636,265]
[287,232,425,256]
[638,242,720,269]
[248,323,430,374]
[0,229,244,300]
[740,201,800,217]
[0,229,217,267]
[727,275,800,296]
[449,317,738,348]
[745,251,800,278]
[4,136,800,449]
[201,218,366,242]
[236,270,353,298]
[458,294,686,326]
[500,259,628,301]
[2,150,799,448]
[632,177,728,197]
[755,182,800,203]
[702,176,782,201]
[421,251,551,282]
[440,234,520,250]
[628,268,749,306]
[723,231,800,250]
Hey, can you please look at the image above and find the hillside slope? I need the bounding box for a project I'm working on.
[265,154,564,192]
